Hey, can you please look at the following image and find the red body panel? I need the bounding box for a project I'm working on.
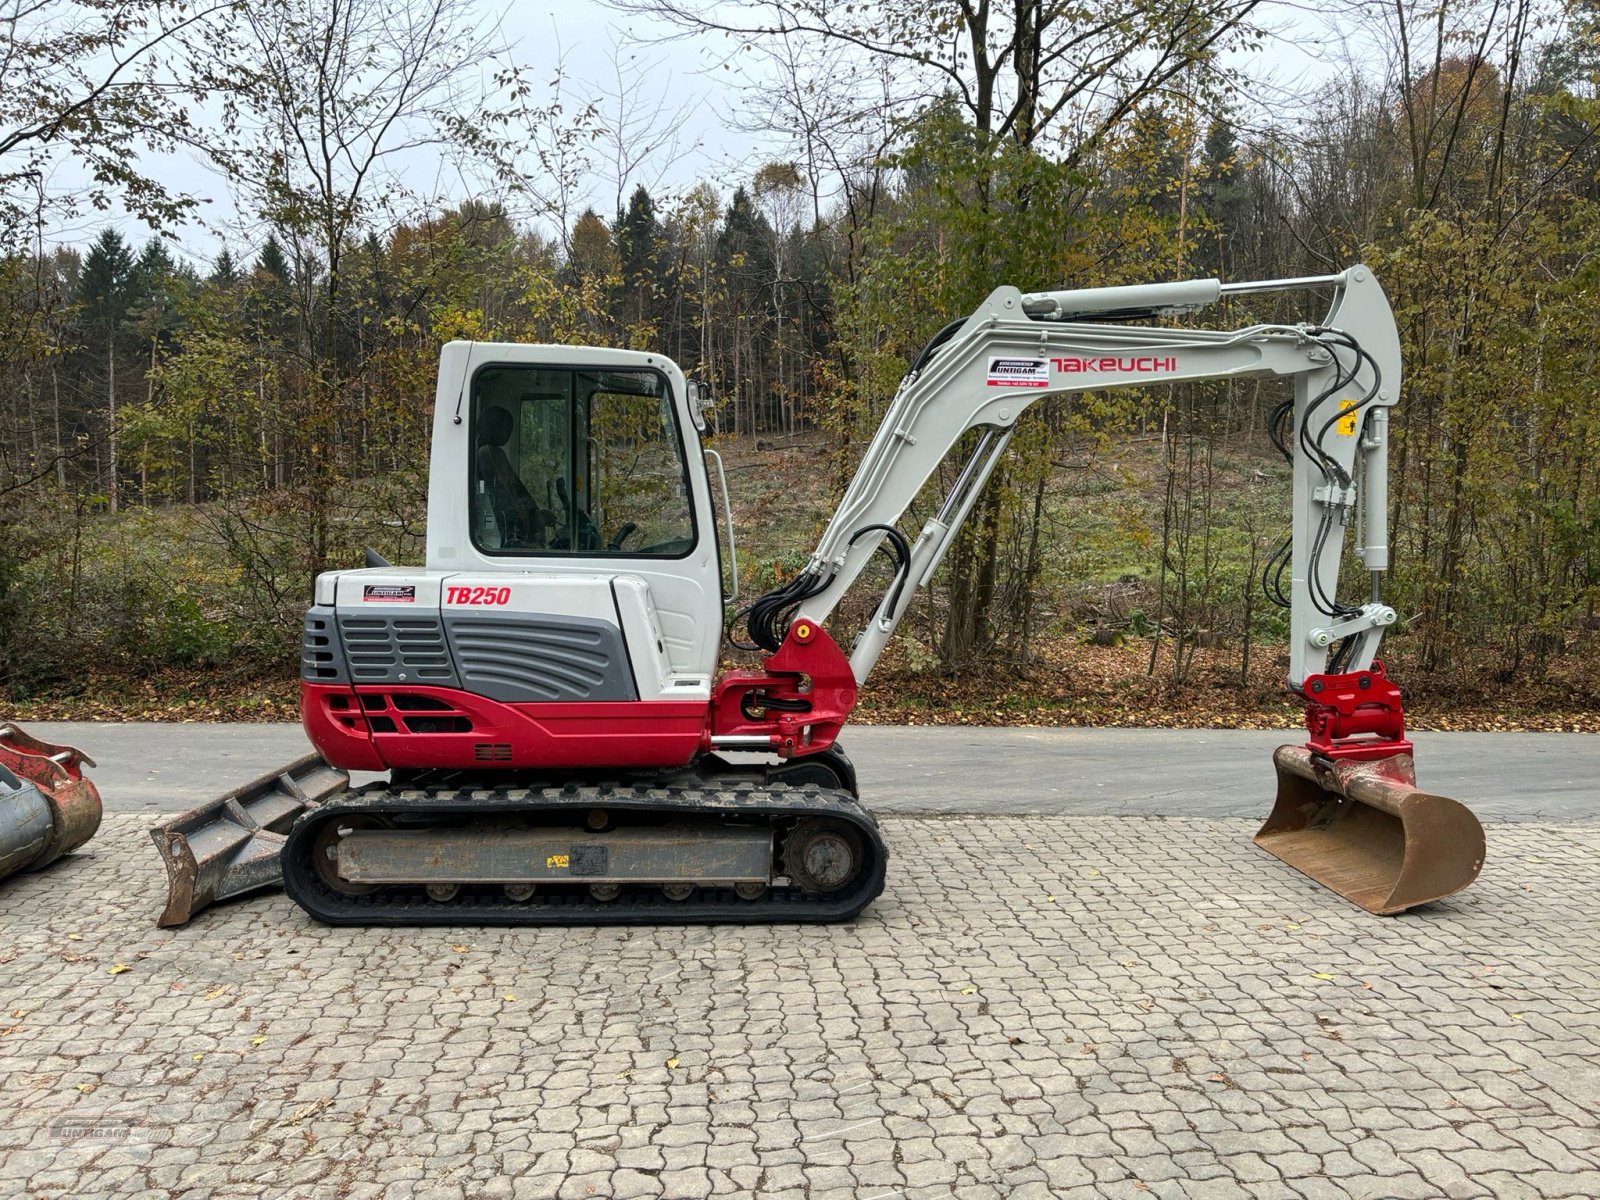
[302,622,861,773]
[302,683,709,771]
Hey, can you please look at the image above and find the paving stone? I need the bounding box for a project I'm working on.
[3,813,1597,1199]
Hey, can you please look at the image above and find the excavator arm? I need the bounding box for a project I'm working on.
[726,265,1483,914]
[775,267,1401,690]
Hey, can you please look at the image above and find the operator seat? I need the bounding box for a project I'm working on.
[475,406,546,547]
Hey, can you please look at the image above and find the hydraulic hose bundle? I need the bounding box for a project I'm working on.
[1261,326,1383,675]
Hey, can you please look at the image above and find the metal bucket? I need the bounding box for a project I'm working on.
[0,722,102,879]
[151,754,348,927]
[1255,744,1485,915]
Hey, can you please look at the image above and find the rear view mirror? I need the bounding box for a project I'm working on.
[688,379,713,432]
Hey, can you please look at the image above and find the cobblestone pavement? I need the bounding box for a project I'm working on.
[4,814,1600,1200]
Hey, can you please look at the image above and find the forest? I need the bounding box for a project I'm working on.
[1,0,1598,727]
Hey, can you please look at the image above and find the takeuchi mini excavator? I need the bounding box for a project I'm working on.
[152,266,1484,926]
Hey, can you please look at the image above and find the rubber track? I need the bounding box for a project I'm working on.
[280,780,888,926]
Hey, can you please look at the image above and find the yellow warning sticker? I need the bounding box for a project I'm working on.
[1336,398,1359,436]
[546,854,569,869]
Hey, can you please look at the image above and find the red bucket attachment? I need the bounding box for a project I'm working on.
[0,721,102,877]
[1256,745,1484,915]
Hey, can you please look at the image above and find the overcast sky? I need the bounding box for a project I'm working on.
[55,0,1355,271]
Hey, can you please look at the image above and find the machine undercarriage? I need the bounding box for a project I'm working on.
[282,775,885,926]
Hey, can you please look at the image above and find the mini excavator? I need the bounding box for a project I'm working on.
[152,266,1484,926]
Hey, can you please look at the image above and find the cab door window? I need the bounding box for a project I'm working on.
[470,365,695,557]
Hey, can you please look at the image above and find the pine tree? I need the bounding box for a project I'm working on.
[78,230,134,511]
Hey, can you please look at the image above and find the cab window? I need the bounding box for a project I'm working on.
[470,365,696,557]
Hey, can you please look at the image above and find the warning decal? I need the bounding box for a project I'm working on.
[363,584,416,603]
[1335,398,1360,436]
[986,356,1050,389]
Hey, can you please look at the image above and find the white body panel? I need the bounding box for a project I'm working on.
[320,565,710,702]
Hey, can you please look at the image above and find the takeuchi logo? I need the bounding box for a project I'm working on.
[1052,356,1177,373]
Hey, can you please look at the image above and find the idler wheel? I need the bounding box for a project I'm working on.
[311,815,388,896]
[784,819,864,894]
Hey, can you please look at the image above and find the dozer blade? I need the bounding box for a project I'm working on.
[1255,744,1484,915]
[151,754,348,927]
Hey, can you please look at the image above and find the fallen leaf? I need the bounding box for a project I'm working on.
[1085,868,1101,877]
[453,945,468,953]
[1119,960,1135,968]
[1044,895,1057,903]
[1511,1013,1525,1021]
[65,934,82,942]
[1311,973,1336,981]
[666,1057,680,1069]
[1285,923,1301,931]
[204,986,227,1000]
[959,986,977,995]
[1209,1072,1226,1082]
[192,1053,204,1063]
[10,1009,27,1019]
[250,1036,267,1046]
[502,993,517,1002]
[107,964,130,975]
[1524,856,1544,864]
[289,1099,331,1125]
[1361,982,1373,990]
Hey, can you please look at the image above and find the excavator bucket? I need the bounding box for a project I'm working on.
[1255,744,1485,915]
[0,721,102,879]
[151,754,348,927]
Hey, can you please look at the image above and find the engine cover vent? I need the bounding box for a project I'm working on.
[336,614,459,686]
[445,612,637,702]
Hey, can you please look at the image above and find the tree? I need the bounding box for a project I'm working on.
[194,0,513,587]
[0,0,230,250]
[616,185,664,339]
[78,229,135,511]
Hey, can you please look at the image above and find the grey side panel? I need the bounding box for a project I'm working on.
[336,612,460,687]
[445,612,637,702]
[302,606,348,683]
